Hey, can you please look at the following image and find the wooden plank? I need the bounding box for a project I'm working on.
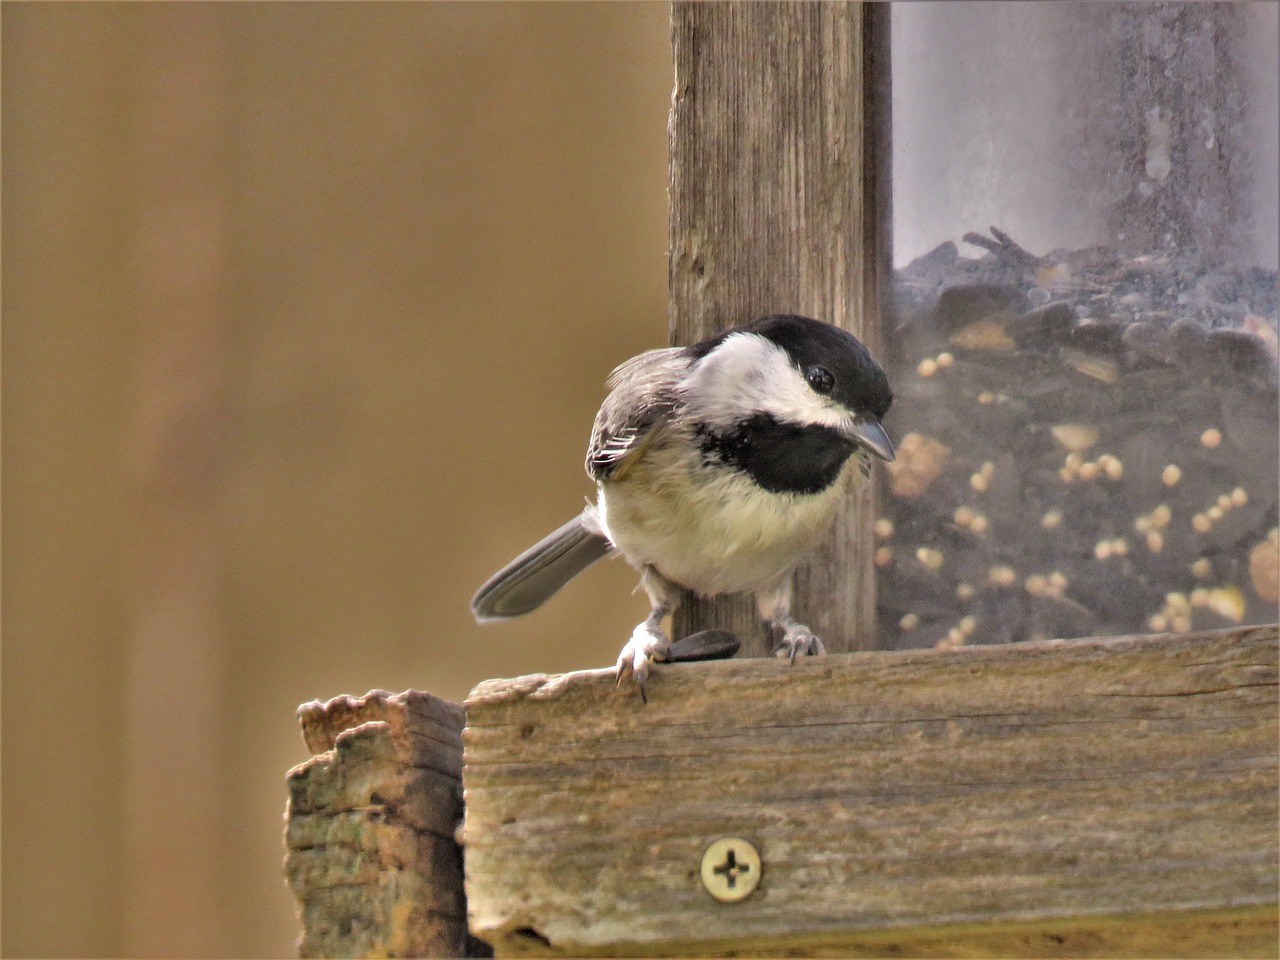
[461,625,1279,956]
[668,0,892,655]
[285,690,481,958]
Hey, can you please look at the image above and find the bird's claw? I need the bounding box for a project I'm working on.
[774,625,826,662]
[615,623,670,703]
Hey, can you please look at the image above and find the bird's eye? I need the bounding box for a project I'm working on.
[806,365,835,395]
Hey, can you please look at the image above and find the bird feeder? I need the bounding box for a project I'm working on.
[285,4,1278,956]
[876,2,1278,653]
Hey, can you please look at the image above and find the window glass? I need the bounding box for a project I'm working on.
[881,3,1279,648]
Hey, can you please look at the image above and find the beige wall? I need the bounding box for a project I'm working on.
[2,3,671,956]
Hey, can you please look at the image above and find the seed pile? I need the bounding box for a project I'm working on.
[877,230,1279,649]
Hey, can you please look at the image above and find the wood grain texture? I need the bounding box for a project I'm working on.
[462,625,1279,956]
[285,690,480,958]
[668,1,892,656]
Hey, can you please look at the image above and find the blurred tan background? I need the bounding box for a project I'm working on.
[3,3,671,956]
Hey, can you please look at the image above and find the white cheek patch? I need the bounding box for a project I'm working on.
[682,333,854,433]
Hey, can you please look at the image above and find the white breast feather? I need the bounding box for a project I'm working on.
[597,426,861,596]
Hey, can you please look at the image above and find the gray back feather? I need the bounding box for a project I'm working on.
[586,347,686,482]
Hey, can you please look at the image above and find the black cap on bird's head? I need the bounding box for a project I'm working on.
[746,315,892,413]
[693,314,895,462]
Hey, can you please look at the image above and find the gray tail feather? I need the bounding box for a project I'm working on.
[471,512,614,621]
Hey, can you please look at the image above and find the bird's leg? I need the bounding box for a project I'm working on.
[756,576,826,662]
[615,565,680,702]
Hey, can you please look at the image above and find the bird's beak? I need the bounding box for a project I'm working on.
[848,419,895,462]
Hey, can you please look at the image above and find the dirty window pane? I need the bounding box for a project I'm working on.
[880,2,1279,649]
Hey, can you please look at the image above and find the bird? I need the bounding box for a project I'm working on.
[471,314,895,698]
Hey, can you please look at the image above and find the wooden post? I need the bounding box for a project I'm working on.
[668,1,892,655]
[461,625,1279,956]
[284,690,484,958]
[1092,3,1253,266]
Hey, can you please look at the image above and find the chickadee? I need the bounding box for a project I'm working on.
[471,314,894,696]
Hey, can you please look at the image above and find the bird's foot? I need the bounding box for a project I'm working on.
[615,621,670,703]
[774,622,826,662]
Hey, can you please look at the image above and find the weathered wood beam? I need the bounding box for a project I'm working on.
[668,0,892,655]
[462,625,1279,957]
[285,690,484,958]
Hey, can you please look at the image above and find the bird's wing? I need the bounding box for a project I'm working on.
[586,346,686,482]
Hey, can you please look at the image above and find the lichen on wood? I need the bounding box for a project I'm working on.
[284,689,483,958]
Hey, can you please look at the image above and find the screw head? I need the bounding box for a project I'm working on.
[700,837,761,902]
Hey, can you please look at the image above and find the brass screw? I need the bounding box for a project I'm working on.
[700,837,762,902]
